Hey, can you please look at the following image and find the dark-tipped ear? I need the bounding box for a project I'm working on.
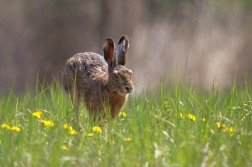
[103,38,115,63]
[117,35,129,66]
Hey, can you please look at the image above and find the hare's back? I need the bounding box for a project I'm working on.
[68,52,108,80]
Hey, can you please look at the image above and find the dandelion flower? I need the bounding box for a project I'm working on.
[61,145,69,151]
[68,126,74,131]
[69,129,77,135]
[11,126,21,132]
[229,127,234,133]
[217,123,234,133]
[87,133,93,137]
[92,126,102,133]
[217,123,226,129]
[41,120,54,127]
[1,123,11,130]
[63,124,69,129]
[119,111,127,117]
[188,114,196,121]
[63,124,77,135]
[222,127,234,133]
[124,137,132,141]
[202,118,206,122]
[32,111,44,119]
[1,124,21,132]
[223,127,229,132]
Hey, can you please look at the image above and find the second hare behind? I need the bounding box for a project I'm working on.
[62,35,134,123]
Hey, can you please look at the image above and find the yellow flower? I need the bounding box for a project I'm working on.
[217,123,226,129]
[119,111,127,117]
[1,124,21,132]
[61,145,69,151]
[87,133,93,137]
[92,126,102,133]
[1,123,11,130]
[11,126,21,132]
[217,123,234,133]
[69,129,77,135]
[188,114,196,121]
[179,113,183,118]
[32,111,44,119]
[124,137,132,141]
[202,118,206,122]
[68,126,74,131]
[223,127,229,132]
[229,127,234,133]
[63,124,78,135]
[41,120,54,127]
[63,124,69,129]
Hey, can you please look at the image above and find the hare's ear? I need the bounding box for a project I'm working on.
[103,38,116,68]
[117,35,129,66]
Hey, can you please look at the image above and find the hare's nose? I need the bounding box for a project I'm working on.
[125,86,134,93]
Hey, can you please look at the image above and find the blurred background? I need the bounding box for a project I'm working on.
[0,0,252,95]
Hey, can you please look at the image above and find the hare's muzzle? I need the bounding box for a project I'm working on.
[125,85,134,93]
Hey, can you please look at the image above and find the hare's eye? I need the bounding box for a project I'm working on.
[113,75,118,80]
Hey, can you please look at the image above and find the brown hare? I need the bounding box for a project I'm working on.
[62,35,134,123]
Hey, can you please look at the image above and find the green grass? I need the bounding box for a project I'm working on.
[0,80,252,166]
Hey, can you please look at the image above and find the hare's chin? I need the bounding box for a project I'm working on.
[116,91,128,97]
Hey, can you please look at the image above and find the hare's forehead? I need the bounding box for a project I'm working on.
[113,66,133,76]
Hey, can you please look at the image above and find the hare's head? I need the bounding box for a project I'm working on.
[103,36,134,96]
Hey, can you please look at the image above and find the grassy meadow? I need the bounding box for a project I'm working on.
[0,80,252,166]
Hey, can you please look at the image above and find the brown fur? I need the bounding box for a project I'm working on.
[62,36,133,122]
